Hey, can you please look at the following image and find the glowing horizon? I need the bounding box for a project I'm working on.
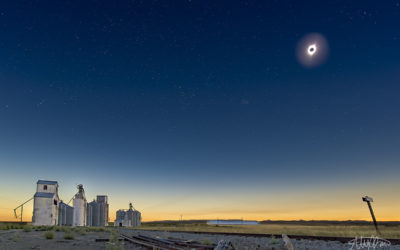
[1,176,399,223]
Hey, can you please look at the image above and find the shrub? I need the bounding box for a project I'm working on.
[23,226,32,232]
[106,243,124,250]
[64,232,75,240]
[269,235,278,245]
[73,227,87,235]
[34,225,50,231]
[12,232,21,242]
[1,223,24,230]
[61,227,71,232]
[106,230,123,250]
[86,226,107,232]
[44,231,54,239]
[201,238,212,245]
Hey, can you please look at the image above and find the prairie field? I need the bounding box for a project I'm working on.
[1,221,399,239]
[139,223,400,239]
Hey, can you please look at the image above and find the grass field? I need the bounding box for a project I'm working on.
[138,223,400,239]
[2,221,399,239]
[0,223,112,233]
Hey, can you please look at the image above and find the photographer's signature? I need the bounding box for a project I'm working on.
[348,236,391,249]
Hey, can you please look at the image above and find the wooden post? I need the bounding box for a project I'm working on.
[282,234,294,250]
[362,196,380,235]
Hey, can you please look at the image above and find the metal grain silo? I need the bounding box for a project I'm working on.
[72,184,87,226]
[58,201,73,226]
[116,210,126,220]
[87,195,109,227]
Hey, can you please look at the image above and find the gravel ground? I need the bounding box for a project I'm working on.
[121,228,400,250]
[0,228,398,249]
[0,230,114,250]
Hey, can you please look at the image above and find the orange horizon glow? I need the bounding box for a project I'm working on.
[1,175,399,224]
[1,197,399,223]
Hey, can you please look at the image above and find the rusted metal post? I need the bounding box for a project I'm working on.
[362,196,380,235]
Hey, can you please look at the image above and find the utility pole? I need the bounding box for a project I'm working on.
[362,196,380,235]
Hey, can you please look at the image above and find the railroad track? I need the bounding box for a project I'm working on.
[126,228,400,245]
[119,233,216,249]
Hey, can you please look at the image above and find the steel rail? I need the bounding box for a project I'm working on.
[129,229,400,245]
[120,234,182,250]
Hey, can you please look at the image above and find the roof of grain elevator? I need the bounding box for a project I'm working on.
[37,180,58,185]
[34,192,55,198]
[59,201,72,207]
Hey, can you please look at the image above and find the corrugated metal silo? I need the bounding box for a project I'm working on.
[58,201,73,226]
[116,210,125,220]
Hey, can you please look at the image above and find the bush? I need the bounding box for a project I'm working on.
[34,225,51,231]
[23,226,32,232]
[201,238,212,245]
[73,227,87,235]
[44,231,54,239]
[61,226,71,232]
[12,232,20,242]
[96,227,106,232]
[0,223,24,230]
[106,230,123,250]
[106,242,124,250]
[64,232,75,240]
[269,235,278,245]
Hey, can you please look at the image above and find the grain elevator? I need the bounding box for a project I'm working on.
[30,180,109,227]
[32,180,59,226]
[72,184,87,226]
[87,195,109,226]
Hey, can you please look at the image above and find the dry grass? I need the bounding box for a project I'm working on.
[64,231,75,240]
[44,231,54,239]
[138,223,400,239]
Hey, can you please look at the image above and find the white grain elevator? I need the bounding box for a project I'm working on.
[32,180,59,226]
[72,184,87,226]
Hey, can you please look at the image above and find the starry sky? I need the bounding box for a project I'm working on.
[1,1,400,222]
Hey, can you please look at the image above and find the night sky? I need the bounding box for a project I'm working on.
[1,1,400,221]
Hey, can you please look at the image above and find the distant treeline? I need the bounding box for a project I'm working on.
[259,220,400,226]
[143,220,208,226]
[0,221,29,225]
[142,220,400,227]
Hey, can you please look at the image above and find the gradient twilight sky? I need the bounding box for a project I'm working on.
[1,1,400,222]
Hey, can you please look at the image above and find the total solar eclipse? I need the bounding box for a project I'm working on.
[296,33,329,67]
[307,44,317,56]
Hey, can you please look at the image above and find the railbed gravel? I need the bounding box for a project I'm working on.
[121,229,399,250]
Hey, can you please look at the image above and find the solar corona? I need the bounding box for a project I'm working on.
[307,44,317,56]
[296,33,329,67]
